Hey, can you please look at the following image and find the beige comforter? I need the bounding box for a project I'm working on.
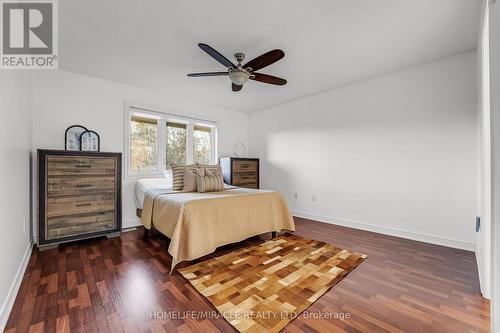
[141,188,295,270]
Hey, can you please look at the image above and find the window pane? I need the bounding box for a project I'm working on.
[193,125,212,164]
[166,122,187,167]
[130,116,158,172]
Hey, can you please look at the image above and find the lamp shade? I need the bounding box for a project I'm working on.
[229,70,250,85]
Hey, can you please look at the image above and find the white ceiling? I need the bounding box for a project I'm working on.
[60,0,480,113]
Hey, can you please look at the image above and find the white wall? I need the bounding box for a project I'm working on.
[249,52,478,250]
[476,0,491,299]
[30,70,249,232]
[0,71,33,330]
[489,0,500,330]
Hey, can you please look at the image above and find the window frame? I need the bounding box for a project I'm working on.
[124,102,218,179]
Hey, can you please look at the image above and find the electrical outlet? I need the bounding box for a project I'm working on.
[312,195,317,202]
[293,192,298,199]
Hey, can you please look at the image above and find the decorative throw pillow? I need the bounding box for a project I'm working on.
[170,164,197,190]
[183,167,203,192]
[196,163,223,177]
[196,173,224,193]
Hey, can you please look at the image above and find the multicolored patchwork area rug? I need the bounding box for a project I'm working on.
[179,234,366,333]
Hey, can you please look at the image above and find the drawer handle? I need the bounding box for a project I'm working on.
[76,165,91,168]
[75,184,92,188]
[76,203,92,207]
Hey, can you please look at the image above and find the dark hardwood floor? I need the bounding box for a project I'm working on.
[4,217,489,333]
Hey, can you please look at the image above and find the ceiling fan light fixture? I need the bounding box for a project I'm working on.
[229,68,250,85]
[187,44,286,92]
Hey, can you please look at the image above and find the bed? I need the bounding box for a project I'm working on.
[135,177,173,209]
[136,178,296,270]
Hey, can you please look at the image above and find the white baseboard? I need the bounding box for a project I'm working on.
[0,240,33,332]
[291,210,475,251]
[123,219,142,229]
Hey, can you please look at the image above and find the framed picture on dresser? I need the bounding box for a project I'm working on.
[65,125,87,151]
[80,130,100,152]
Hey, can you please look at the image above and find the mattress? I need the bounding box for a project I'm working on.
[135,177,172,209]
[135,176,234,208]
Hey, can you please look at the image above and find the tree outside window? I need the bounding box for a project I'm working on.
[130,116,158,172]
[193,125,212,164]
[166,122,187,167]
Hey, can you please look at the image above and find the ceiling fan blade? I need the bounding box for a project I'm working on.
[187,72,228,77]
[198,43,235,68]
[251,73,287,85]
[244,49,285,71]
[232,83,243,92]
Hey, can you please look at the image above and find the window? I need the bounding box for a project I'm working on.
[166,122,187,166]
[193,125,213,164]
[125,104,217,177]
[130,116,158,172]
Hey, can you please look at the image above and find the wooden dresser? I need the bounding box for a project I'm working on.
[220,157,259,189]
[38,150,122,247]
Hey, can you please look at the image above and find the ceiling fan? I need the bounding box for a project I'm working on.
[187,43,287,92]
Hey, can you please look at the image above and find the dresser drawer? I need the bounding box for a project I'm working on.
[237,183,258,189]
[46,211,116,240]
[47,156,116,176]
[47,176,116,196]
[233,160,258,172]
[47,193,115,218]
[232,173,258,186]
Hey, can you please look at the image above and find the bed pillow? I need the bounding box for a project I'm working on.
[196,173,224,193]
[183,167,203,192]
[170,164,197,190]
